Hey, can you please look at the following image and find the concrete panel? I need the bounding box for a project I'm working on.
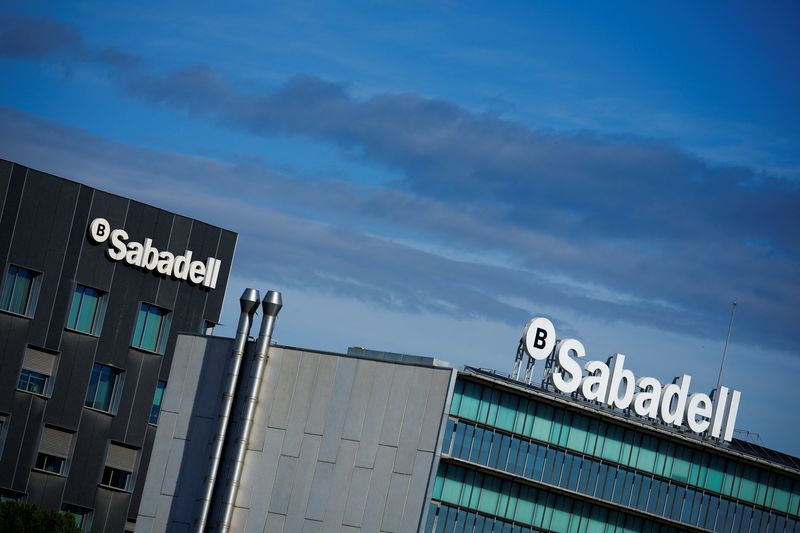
[342,466,372,527]
[265,512,286,533]
[394,367,433,475]
[381,472,411,533]
[321,439,358,532]
[137,412,176,517]
[134,514,154,533]
[267,349,301,430]
[304,355,338,436]
[305,461,333,521]
[240,428,284,526]
[379,365,413,447]
[281,352,320,458]
[267,454,297,515]
[160,438,186,497]
[152,494,175,533]
[400,450,435,533]
[318,357,357,463]
[174,343,207,440]
[249,346,282,452]
[418,369,453,452]
[160,337,195,414]
[302,519,323,533]
[341,360,375,441]
[285,435,322,528]
[354,364,394,468]
[231,506,248,533]
[361,445,397,533]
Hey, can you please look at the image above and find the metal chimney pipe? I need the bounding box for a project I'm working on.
[195,288,260,533]
[218,290,282,533]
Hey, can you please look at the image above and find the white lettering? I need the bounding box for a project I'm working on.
[552,339,584,393]
[520,316,742,441]
[88,217,221,288]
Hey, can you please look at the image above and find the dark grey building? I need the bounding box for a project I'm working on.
[0,160,236,531]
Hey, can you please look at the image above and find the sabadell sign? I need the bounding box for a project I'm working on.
[88,217,222,289]
[523,317,741,442]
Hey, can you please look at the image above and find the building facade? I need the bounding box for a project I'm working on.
[139,289,800,533]
[0,160,236,531]
[427,368,800,532]
[136,328,456,532]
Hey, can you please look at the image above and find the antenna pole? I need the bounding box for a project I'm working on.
[715,301,737,393]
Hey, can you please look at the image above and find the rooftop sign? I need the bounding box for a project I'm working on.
[88,217,222,289]
[520,317,741,442]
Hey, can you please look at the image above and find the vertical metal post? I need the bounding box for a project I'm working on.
[714,302,737,394]
[195,289,259,533]
[218,290,282,533]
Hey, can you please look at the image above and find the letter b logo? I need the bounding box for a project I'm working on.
[524,317,556,360]
[89,218,111,243]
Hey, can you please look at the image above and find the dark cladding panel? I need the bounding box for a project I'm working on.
[203,229,237,324]
[152,215,192,311]
[128,425,156,521]
[0,160,12,219]
[21,172,81,348]
[0,316,30,409]
[45,333,98,431]
[10,394,46,492]
[64,410,113,507]
[78,191,129,292]
[45,185,95,350]
[93,488,133,533]
[121,351,161,446]
[108,350,146,445]
[0,164,27,267]
[27,472,67,510]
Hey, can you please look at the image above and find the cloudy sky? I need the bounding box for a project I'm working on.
[1,2,798,454]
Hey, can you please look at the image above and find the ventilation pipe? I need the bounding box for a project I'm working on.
[195,288,260,533]
[218,290,282,533]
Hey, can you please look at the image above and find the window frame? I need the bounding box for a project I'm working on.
[17,368,50,396]
[131,302,172,354]
[84,363,124,414]
[0,264,42,317]
[61,503,93,532]
[65,283,108,336]
[100,465,132,492]
[33,452,66,475]
[149,380,167,425]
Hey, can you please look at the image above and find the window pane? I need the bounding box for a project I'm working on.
[9,268,33,314]
[149,381,167,425]
[141,306,164,351]
[85,363,102,407]
[76,287,100,333]
[67,285,84,329]
[95,366,115,411]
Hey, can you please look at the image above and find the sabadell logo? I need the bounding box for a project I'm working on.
[88,217,222,289]
[523,317,741,442]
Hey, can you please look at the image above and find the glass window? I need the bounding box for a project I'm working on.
[84,363,121,413]
[100,466,130,490]
[34,453,65,474]
[67,285,106,335]
[17,369,48,395]
[0,265,40,316]
[149,380,167,425]
[61,504,92,532]
[132,303,171,353]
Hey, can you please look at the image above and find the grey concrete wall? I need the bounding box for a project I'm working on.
[137,335,454,533]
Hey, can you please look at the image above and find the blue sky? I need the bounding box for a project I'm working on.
[1,2,799,454]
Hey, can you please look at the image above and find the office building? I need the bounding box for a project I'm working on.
[139,292,800,533]
[0,160,236,531]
